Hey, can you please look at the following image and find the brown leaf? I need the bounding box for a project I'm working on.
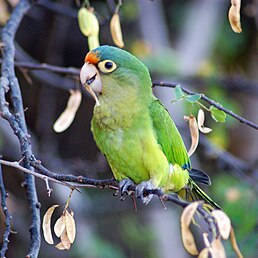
[184,115,199,157]
[197,109,212,134]
[180,202,199,255]
[228,0,242,33]
[42,205,59,244]
[53,90,82,133]
[110,13,124,48]
[65,210,76,244]
[60,229,71,250]
[212,210,231,240]
[54,215,66,238]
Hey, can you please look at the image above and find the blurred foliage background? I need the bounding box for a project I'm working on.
[0,0,257,257]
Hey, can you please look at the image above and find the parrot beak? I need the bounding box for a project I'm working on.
[80,62,102,106]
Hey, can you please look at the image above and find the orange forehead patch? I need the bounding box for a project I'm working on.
[85,51,100,64]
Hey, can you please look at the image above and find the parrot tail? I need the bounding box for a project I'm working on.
[178,178,221,210]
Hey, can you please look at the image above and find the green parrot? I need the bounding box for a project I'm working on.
[80,45,220,209]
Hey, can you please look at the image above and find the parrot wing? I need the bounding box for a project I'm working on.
[149,98,190,169]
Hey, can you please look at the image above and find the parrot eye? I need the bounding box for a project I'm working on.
[98,60,117,73]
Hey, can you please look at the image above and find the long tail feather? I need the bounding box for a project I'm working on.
[179,178,221,210]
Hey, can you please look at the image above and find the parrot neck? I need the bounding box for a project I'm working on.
[93,76,152,129]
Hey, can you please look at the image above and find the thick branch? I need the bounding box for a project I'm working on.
[0,1,41,257]
[0,165,12,258]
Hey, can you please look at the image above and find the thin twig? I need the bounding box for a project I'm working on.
[0,165,12,258]
[153,82,258,130]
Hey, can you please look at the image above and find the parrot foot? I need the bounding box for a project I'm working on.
[135,180,154,205]
[118,178,135,200]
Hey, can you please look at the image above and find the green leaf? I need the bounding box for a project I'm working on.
[175,85,185,100]
[185,94,201,103]
[210,106,226,122]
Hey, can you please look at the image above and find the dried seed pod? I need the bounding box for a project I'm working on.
[60,229,71,250]
[78,7,99,37]
[54,215,66,238]
[228,0,242,33]
[42,205,59,244]
[110,13,124,48]
[53,90,82,133]
[184,115,199,157]
[180,202,199,255]
[198,109,212,134]
[65,210,76,244]
[55,241,66,250]
[212,210,231,240]
[210,238,227,258]
[198,248,209,258]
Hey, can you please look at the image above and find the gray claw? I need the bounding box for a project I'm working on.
[135,181,154,205]
[119,178,134,199]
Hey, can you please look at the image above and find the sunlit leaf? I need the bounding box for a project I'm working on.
[175,85,185,100]
[184,115,199,157]
[54,215,66,238]
[65,210,76,244]
[42,205,59,244]
[110,13,124,48]
[212,210,231,240]
[210,106,226,123]
[186,94,201,103]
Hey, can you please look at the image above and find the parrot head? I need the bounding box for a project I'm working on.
[80,45,152,106]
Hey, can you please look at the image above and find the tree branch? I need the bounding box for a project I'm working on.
[0,159,189,208]
[1,58,257,130]
[153,82,258,130]
[0,1,41,257]
[0,165,12,258]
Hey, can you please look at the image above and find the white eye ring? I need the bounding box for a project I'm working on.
[98,60,117,73]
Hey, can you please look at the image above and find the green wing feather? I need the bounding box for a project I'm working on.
[149,98,190,169]
[149,98,220,209]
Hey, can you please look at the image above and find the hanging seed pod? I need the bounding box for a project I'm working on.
[78,7,99,37]
[184,115,199,157]
[53,90,82,133]
[42,205,59,244]
[228,0,242,33]
[197,109,212,134]
[180,202,199,255]
[110,13,124,48]
[88,34,100,50]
